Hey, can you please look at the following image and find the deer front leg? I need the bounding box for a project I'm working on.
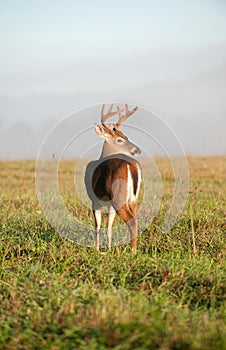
[93,209,102,251]
[107,206,116,249]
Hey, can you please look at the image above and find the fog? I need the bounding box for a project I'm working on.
[1,45,225,159]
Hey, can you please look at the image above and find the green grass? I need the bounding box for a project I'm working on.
[0,157,225,349]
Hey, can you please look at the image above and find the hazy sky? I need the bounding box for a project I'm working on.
[0,0,226,158]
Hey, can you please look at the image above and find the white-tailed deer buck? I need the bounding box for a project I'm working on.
[85,103,142,253]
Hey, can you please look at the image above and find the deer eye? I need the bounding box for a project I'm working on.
[116,138,125,144]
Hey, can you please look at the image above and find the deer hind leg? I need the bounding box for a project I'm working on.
[107,206,116,249]
[93,208,102,251]
[116,203,137,253]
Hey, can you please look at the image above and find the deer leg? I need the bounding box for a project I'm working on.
[107,206,116,249]
[116,204,137,254]
[93,208,101,251]
[127,216,137,254]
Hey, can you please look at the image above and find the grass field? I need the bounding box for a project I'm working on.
[0,157,225,349]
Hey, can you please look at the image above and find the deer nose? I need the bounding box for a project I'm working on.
[132,147,141,156]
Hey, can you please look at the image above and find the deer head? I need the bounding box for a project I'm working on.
[95,103,141,158]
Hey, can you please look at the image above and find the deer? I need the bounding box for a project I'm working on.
[85,103,142,253]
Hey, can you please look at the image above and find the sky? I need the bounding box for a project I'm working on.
[0,0,226,158]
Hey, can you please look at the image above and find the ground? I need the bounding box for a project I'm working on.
[0,157,225,349]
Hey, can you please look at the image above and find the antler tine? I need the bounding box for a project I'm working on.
[115,103,139,128]
[101,104,120,127]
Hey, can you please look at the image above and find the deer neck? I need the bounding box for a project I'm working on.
[100,141,120,158]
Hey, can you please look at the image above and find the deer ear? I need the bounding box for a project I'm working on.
[94,124,113,139]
